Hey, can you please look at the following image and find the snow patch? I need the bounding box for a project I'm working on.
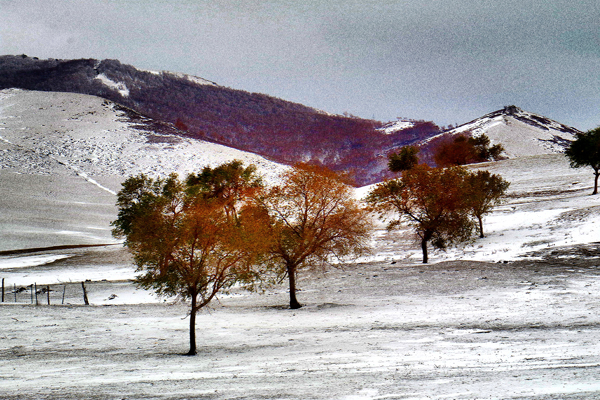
[0,254,72,270]
[163,71,216,86]
[378,119,415,135]
[94,73,130,97]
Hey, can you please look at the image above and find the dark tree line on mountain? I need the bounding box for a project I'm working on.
[565,127,600,195]
[0,55,441,185]
[432,134,505,167]
[112,161,372,355]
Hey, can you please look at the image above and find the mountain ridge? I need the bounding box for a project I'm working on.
[0,55,442,185]
[0,55,583,184]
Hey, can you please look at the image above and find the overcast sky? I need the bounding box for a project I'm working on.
[1,0,598,130]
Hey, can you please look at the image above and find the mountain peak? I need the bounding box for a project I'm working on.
[441,106,581,158]
[499,105,522,115]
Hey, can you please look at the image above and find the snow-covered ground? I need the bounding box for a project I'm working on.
[1,258,599,399]
[355,153,600,265]
[2,149,600,398]
[1,89,599,398]
[0,89,287,190]
[0,88,288,251]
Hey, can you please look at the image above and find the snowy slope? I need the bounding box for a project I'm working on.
[356,153,600,265]
[2,97,600,399]
[2,148,600,400]
[1,56,386,185]
[0,89,287,251]
[0,89,286,185]
[376,119,415,135]
[433,105,580,158]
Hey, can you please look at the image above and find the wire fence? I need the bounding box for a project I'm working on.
[1,278,90,305]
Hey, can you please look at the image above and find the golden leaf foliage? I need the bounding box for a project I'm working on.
[112,161,269,355]
[259,163,373,309]
[368,164,500,263]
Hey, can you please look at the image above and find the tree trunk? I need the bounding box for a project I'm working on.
[81,282,89,305]
[187,293,198,356]
[478,215,484,238]
[421,237,428,264]
[594,170,599,195]
[287,263,302,309]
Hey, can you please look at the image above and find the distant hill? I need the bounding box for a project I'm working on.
[0,55,441,185]
[0,89,286,190]
[417,105,581,165]
[0,55,583,183]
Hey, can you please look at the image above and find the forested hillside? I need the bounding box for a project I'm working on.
[0,55,441,184]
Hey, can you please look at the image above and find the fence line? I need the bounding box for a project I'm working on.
[0,280,92,305]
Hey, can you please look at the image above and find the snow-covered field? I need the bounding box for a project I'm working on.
[0,89,287,189]
[1,89,600,398]
[0,88,287,251]
[1,151,600,399]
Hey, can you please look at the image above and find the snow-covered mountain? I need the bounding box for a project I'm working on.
[3,56,582,184]
[2,55,425,185]
[436,105,581,158]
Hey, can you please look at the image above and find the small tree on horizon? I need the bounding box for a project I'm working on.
[367,164,475,263]
[259,163,372,309]
[565,127,600,195]
[112,162,269,356]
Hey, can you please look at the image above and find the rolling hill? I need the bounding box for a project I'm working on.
[416,105,581,165]
[0,88,287,251]
[0,55,441,185]
[0,55,586,253]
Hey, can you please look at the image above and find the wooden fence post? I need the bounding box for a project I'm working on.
[62,284,66,305]
[30,284,33,304]
[47,285,50,305]
[14,283,16,303]
[81,282,89,305]
[2,278,4,303]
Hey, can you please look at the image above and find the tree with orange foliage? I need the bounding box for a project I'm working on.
[259,164,372,309]
[112,161,269,355]
[367,164,474,263]
[465,170,510,238]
